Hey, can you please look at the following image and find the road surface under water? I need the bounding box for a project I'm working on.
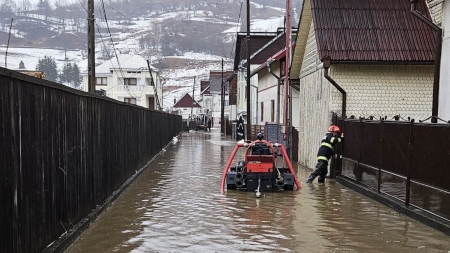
[66,129,450,253]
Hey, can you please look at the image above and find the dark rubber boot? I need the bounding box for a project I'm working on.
[306,173,317,183]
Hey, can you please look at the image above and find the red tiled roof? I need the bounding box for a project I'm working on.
[173,94,201,108]
[311,0,435,62]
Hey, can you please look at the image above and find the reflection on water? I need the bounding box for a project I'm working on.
[66,130,450,253]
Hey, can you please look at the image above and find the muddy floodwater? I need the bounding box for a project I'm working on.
[66,129,450,253]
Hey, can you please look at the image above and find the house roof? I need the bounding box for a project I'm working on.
[173,93,201,108]
[95,54,155,74]
[250,48,286,77]
[290,0,436,77]
[311,0,435,62]
[233,32,286,70]
[200,80,211,95]
[209,70,234,93]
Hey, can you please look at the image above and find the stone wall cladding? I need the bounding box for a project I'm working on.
[331,65,434,118]
[298,68,333,169]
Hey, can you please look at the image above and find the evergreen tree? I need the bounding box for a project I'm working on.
[36,55,58,82]
[58,62,72,85]
[58,62,82,89]
[70,63,82,89]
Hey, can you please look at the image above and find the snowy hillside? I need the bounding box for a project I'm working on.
[1,0,294,110]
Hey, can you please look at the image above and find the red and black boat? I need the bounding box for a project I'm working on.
[220,133,301,197]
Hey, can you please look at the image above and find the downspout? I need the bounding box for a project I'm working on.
[267,61,281,143]
[323,57,346,118]
[410,0,442,123]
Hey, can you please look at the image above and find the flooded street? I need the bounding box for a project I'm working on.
[66,129,450,253]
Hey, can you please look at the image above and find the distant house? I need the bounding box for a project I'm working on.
[233,31,286,124]
[81,54,163,110]
[290,0,436,169]
[249,46,299,131]
[172,93,202,120]
[200,70,233,124]
[225,73,238,121]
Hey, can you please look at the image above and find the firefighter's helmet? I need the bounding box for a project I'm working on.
[256,132,264,140]
[328,125,340,133]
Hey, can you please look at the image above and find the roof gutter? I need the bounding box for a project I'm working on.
[323,57,346,118]
[410,0,442,123]
[267,60,281,127]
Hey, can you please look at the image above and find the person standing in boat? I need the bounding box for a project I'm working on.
[306,125,343,183]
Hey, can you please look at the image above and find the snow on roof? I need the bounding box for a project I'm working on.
[95,54,153,74]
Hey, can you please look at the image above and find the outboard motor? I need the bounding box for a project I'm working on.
[275,177,285,190]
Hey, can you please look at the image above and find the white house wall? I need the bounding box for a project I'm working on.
[291,89,299,130]
[81,56,163,110]
[237,65,258,122]
[177,107,202,120]
[439,1,450,120]
[257,65,285,125]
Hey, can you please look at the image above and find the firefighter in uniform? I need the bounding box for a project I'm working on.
[306,125,344,183]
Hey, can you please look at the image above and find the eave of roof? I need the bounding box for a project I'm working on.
[250,48,287,77]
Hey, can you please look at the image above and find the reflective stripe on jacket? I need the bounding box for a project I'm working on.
[317,132,342,161]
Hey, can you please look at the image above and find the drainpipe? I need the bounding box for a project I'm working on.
[323,57,346,118]
[267,60,281,142]
[410,0,442,123]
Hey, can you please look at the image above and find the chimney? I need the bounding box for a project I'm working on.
[174,98,176,104]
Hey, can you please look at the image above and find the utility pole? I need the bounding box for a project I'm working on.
[191,76,195,121]
[146,60,162,110]
[285,0,291,156]
[88,0,96,93]
[246,0,251,140]
[5,18,13,68]
[221,58,225,134]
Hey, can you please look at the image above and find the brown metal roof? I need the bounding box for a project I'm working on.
[311,0,436,62]
[233,32,285,70]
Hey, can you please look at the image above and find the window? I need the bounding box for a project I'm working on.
[260,102,264,122]
[124,98,136,104]
[271,100,275,122]
[124,78,137,86]
[96,77,107,86]
[146,78,153,86]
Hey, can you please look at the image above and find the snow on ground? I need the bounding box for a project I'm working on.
[0,47,87,72]
[166,52,226,61]
[251,17,285,32]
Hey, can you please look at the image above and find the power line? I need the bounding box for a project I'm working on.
[98,0,142,99]
[229,1,244,60]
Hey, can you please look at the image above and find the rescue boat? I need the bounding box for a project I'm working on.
[220,133,301,197]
